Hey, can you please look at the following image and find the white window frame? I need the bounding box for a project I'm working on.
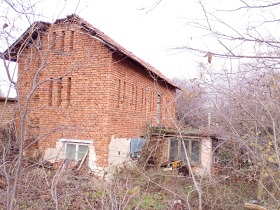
[59,139,93,161]
[65,143,88,161]
[169,138,201,165]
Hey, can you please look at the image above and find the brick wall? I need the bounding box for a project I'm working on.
[0,98,16,143]
[109,53,176,139]
[16,20,177,167]
[0,98,16,126]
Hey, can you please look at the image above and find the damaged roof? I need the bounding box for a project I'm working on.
[2,14,178,89]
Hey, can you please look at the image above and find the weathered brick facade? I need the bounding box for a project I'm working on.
[0,97,16,126]
[0,97,16,145]
[4,15,177,170]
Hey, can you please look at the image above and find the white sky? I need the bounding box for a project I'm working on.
[0,0,207,97]
[40,0,205,78]
[1,0,279,97]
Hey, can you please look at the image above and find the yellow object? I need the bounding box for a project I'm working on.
[171,161,182,169]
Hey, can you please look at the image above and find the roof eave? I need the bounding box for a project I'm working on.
[1,21,50,62]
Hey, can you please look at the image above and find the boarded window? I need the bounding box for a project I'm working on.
[169,139,201,164]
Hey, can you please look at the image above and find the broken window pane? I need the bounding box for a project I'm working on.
[66,144,76,160]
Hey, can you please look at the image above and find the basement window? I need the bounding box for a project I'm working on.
[169,138,201,165]
[65,143,88,161]
[130,137,146,158]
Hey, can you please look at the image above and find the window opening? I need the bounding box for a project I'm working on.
[130,138,146,158]
[152,91,154,111]
[144,88,147,111]
[117,79,121,107]
[67,77,71,105]
[57,78,62,106]
[156,93,161,124]
[61,31,65,51]
[149,91,152,112]
[48,78,53,106]
[33,94,40,103]
[36,33,43,49]
[141,88,144,110]
[131,84,134,106]
[123,81,126,106]
[70,31,74,50]
[135,86,138,110]
[52,32,57,49]
[65,143,88,161]
[169,139,201,164]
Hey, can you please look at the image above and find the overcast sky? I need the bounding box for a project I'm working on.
[2,0,276,97]
[39,0,204,79]
[1,0,210,97]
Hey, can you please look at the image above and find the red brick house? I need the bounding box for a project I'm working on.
[3,14,178,176]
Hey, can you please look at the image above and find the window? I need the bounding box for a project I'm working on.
[130,138,146,158]
[65,143,88,161]
[169,138,201,164]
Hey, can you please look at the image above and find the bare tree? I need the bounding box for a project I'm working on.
[178,1,280,207]
[146,0,280,208]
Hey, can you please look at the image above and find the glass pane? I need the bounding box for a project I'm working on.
[77,145,88,160]
[180,140,189,161]
[169,139,178,161]
[66,144,76,160]
[191,141,200,164]
[130,138,146,158]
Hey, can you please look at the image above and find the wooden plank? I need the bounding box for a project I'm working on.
[244,203,267,210]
